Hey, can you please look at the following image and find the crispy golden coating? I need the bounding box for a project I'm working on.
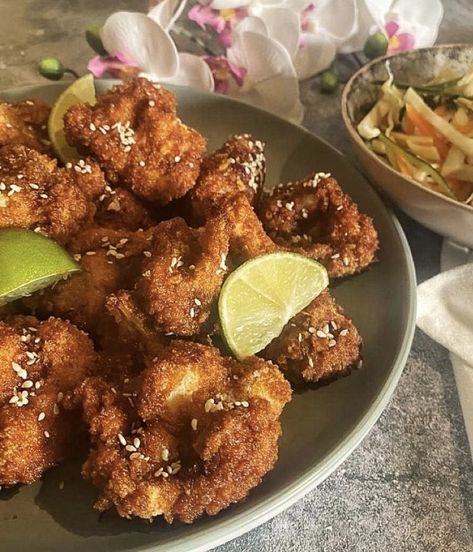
[64,78,206,205]
[95,186,155,231]
[132,215,230,336]
[259,173,379,277]
[80,340,291,522]
[221,193,278,264]
[190,134,266,224]
[0,98,50,152]
[0,145,106,243]
[0,316,96,487]
[263,290,362,384]
[29,226,155,334]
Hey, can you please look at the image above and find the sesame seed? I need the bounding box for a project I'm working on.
[53,403,60,415]
[190,307,195,318]
[340,329,349,336]
[125,444,136,452]
[162,448,170,461]
[44,431,50,438]
[85,251,96,256]
[194,298,201,306]
[143,251,152,258]
[29,183,39,190]
[308,327,316,334]
[57,392,64,402]
[139,160,145,167]
[191,418,198,431]
[331,253,340,260]
[89,123,96,131]
[308,357,314,368]
[133,437,141,448]
[174,155,181,163]
[9,395,19,404]
[148,100,155,107]
[11,361,22,373]
[21,380,33,389]
[328,339,337,347]
[316,330,327,338]
[118,433,127,446]
[241,400,249,407]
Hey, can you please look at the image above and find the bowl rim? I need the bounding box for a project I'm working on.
[341,43,473,215]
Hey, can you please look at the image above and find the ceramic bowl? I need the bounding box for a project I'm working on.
[342,44,473,248]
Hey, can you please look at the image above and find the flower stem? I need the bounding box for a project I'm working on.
[64,68,80,79]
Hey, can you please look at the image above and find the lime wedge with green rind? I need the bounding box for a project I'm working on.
[48,73,96,163]
[218,252,329,359]
[0,229,80,306]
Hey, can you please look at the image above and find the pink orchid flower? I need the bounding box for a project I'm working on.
[385,20,415,54]
[188,4,247,48]
[88,52,139,79]
[203,55,246,93]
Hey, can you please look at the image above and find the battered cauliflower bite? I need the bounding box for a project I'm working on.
[190,134,266,225]
[0,97,50,152]
[263,290,362,384]
[64,78,206,206]
[0,316,96,487]
[259,173,379,277]
[29,225,155,334]
[0,145,106,243]
[131,215,230,336]
[94,186,155,231]
[80,340,291,522]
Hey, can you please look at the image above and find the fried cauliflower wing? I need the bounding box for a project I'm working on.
[190,134,266,224]
[64,78,206,206]
[258,173,379,277]
[94,186,155,231]
[80,340,291,522]
[0,98,50,152]
[131,215,230,336]
[28,225,155,335]
[263,290,362,384]
[0,145,106,243]
[0,316,95,487]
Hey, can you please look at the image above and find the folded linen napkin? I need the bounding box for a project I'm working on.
[417,241,473,457]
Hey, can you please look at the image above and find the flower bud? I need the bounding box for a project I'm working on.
[363,32,388,59]
[38,57,65,81]
[85,24,108,57]
[320,70,338,94]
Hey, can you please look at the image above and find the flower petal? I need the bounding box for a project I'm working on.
[163,53,215,91]
[148,0,187,30]
[293,31,336,80]
[210,0,252,9]
[234,15,268,36]
[102,12,179,78]
[227,30,301,118]
[261,8,300,58]
[188,5,225,33]
[388,0,444,47]
[315,0,358,46]
[339,0,390,53]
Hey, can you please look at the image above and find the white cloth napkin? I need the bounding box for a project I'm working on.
[417,241,473,458]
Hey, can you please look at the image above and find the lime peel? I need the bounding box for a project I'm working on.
[0,229,80,306]
[218,252,329,359]
[48,73,96,163]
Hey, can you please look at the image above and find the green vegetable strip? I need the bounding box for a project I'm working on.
[377,133,457,200]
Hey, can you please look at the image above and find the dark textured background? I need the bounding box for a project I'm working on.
[0,0,472,549]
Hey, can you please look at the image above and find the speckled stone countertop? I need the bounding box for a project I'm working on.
[0,0,472,550]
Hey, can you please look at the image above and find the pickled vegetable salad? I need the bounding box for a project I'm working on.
[358,64,473,206]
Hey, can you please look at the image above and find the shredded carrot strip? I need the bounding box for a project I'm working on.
[395,153,413,177]
[406,105,450,159]
[434,105,448,117]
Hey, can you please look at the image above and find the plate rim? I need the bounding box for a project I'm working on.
[0,81,417,552]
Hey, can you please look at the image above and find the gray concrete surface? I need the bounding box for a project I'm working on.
[0,0,472,550]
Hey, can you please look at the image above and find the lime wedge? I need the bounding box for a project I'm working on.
[48,73,96,163]
[218,252,329,359]
[0,229,80,306]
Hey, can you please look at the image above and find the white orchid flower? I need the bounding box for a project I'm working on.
[340,0,444,53]
[225,24,303,123]
[100,0,214,91]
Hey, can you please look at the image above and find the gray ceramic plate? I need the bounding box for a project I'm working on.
[0,81,416,552]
